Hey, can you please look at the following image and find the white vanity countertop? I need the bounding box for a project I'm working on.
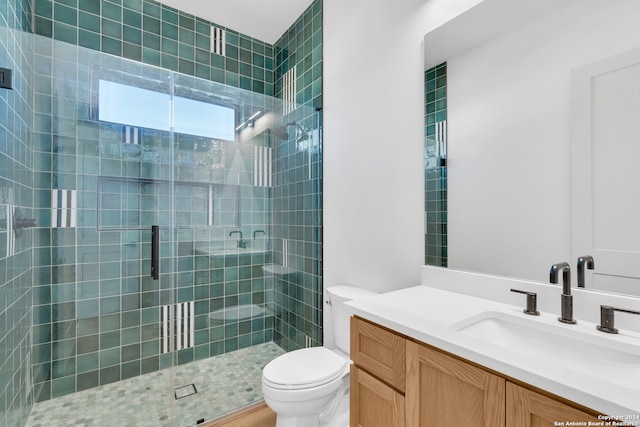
[346,285,640,420]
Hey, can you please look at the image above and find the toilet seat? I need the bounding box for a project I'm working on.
[263,347,348,391]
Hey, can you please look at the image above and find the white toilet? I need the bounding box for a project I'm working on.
[261,285,378,427]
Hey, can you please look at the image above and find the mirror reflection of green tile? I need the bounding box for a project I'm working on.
[425,62,448,267]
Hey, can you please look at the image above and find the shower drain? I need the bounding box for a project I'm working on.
[174,384,198,399]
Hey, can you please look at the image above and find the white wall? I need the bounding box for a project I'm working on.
[447,0,640,283]
[322,0,481,345]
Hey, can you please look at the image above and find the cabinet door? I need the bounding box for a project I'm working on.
[406,341,505,427]
[351,317,406,392]
[506,382,601,426]
[350,365,405,427]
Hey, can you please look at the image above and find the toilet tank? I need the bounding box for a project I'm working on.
[326,286,378,354]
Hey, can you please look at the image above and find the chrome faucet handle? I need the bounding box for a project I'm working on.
[510,289,540,316]
[597,305,640,334]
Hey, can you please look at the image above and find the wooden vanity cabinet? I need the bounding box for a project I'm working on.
[351,366,405,427]
[405,340,505,427]
[350,316,406,392]
[506,382,601,426]
[350,317,406,427]
[351,316,603,427]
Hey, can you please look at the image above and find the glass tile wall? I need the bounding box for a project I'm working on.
[271,0,323,351]
[424,62,447,267]
[16,0,323,408]
[32,0,274,95]
[0,0,35,426]
[274,0,323,110]
[29,37,293,401]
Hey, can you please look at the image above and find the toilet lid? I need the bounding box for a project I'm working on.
[263,347,348,390]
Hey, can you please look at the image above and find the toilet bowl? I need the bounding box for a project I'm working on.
[261,286,378,427]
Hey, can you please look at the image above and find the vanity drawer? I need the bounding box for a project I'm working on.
[351,365,405,427]
[351,316,406,392]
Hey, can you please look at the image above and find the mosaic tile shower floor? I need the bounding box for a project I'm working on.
[26,342,285,427]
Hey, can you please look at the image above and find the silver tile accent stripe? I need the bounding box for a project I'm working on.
[160,302,195,354]
[25,351,32,396]
[253,146,272,187]
[122,126,140,144]
[6,205,15,257]
[208,185,214,226]
[282,238,289,267]
[282,66,297,115]
[51,190,77,228]
[436,120,447,159]
[211,27,226,56]
[176,301,195,351]
[160,304,170,354]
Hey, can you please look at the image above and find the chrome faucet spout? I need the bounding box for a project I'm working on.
[577,255,595,288]
[550,262,576,324]
[229,230,246,249]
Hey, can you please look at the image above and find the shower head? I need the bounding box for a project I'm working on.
[272,122,309,141]
[271,127,290,140]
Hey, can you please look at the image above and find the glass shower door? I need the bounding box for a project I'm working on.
[30,34,321,427]
[28,38,182,425]
[167,73,283,426]
[89,61,179,424]
[27,44,183,427]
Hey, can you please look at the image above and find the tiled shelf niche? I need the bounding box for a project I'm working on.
[97,176,239,230]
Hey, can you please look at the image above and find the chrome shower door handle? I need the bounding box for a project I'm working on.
[151,225,159,280]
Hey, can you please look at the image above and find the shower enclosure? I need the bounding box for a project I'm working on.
[8,33,323,426]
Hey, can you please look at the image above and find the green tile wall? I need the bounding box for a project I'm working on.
[274,0,323,110]
[0,0,35,425]
[26,0,323,405]
[271,0,323,352]
[30,39,282,401]
[33,0,274,95]
[424,63,447,267]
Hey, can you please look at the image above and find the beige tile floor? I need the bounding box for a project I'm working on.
[26,342,285,427]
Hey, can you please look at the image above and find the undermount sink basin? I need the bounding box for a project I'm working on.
[452,311,640,389]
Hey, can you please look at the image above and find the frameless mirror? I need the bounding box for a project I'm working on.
[424,0,640,297]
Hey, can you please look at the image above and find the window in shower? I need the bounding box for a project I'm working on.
[98,79,171,131]
[172,96,235,141]
[97,79,237,141]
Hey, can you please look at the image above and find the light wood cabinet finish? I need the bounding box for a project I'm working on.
[350,365,405,427]
[350,317,604,427]
[506,382,601,427]
[405,340,505,427]
[351,317,406,392]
